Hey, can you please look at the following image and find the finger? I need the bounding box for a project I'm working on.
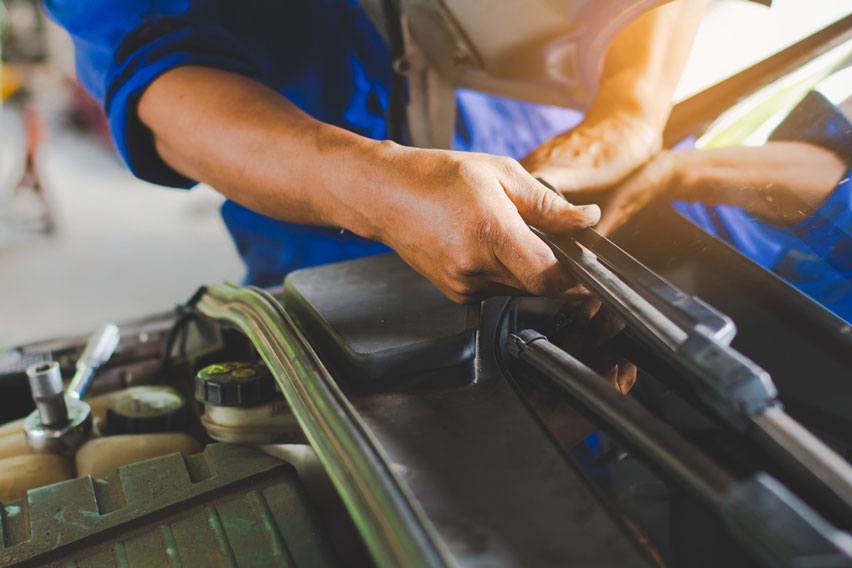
[615,360,638,395]
[596,184,652,236]
[532,165,613,195]
[588,352,636,395]
[500,167,601,233]
[595,207,629,237]
[491,216,575,298]
[440,269,531,303]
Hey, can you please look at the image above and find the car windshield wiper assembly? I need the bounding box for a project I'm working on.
[509,228,852,567]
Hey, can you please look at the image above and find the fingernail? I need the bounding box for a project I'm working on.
[574,204,601,225]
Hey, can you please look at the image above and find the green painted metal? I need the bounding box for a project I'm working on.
[0,444,336,567]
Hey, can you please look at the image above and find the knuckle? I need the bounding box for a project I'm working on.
[523,273,551,296]
[471,218,495,244]
[535,186,561,214]
[456,157,487,183]
[497,156,519,172]
[522,259,564,297]
[447,277,480,298]
[496,156,527,179]
[447,246,483,278]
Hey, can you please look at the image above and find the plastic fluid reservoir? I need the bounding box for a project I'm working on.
[195,362,301,444]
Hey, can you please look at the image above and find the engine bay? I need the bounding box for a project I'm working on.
[0,212,850,567]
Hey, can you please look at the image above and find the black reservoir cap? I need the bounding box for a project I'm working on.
[195,361,275,407]
[106,385,188,434]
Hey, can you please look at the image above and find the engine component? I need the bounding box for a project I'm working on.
[23,362,91,454]
[25,361,67,427]
[0,443,336,567]
[105,385,188,434]
[0,430,31,459]
[0,453,72,501]
[75,432,202,479]
[282,253,476,387]
[201,399,302,444]
[196,361,299,443]
[66,322,120,400]
[508,330,852,565]
[536,227,852,519]
[196,283,453,568]
[195,361,276,406]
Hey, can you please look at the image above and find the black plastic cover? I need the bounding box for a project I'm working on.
[283,254,478,386]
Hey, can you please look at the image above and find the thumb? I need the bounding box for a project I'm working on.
[504,174,600,234]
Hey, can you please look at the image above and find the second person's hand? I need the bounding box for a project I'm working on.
[353,143,601,303]
[521,109,663,196]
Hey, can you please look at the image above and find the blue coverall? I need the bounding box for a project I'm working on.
[46,0,852,321]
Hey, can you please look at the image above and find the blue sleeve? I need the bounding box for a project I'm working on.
[44,1,271,188]
[792,171,852,265]
[772,90,852,271]
[769,90,852,167]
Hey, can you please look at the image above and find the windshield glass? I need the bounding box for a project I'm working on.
[671,40,852,323]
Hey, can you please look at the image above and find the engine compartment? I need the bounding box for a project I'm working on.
[0,215,850,566]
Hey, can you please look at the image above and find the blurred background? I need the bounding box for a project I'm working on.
[0,0,850,346]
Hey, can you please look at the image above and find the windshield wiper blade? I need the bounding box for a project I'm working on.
[533,227,852,521]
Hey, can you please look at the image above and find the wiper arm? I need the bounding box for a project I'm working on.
[533,227,852,519]
[509,330,852,568]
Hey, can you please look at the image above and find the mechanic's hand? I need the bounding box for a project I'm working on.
[364,146,601,303]
[520,110,663,196]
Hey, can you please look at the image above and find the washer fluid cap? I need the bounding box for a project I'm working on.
[195,362,274,407]
[107,386,188,434]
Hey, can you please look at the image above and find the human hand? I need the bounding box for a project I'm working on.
[360,145,601,303]
[521,110,663,196]
[519,0,707,198]
[595,149,678,236]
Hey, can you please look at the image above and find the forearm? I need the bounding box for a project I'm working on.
[138,66,400,239]
[589,0,708,128]
[674,142,846,221]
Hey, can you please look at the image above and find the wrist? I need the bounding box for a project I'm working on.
[588,73,672,132]
[664,150,696,196]
[313,126,414,241]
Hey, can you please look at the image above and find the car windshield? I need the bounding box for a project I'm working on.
[673,39,852,323]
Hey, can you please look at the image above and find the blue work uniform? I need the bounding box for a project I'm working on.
[43,0,581,286]
[44,0,852,321]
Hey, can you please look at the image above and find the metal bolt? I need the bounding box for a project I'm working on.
[26,361,68,427]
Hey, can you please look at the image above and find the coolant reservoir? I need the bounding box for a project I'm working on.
[196,362,302,444]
